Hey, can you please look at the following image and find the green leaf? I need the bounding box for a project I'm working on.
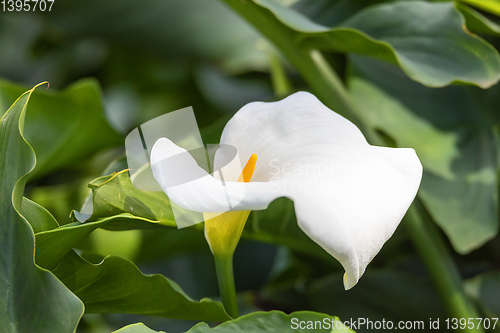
[341,1,500,88]
[52,251,230,322]
[348,56,498,253]
[0,84,84,332]
[457,0,500,17]
[0,79,122,178]
[232,0,500,88]
[291,0,387,27]
[465,271,500,318]
[21,197,60,233]
[34,170,177,269]
[35,213,167,270]
[113,323,165,333]
[457,3,500,36]
[186,310,356,332]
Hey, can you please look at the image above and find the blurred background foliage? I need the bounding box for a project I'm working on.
[1,0,500,332]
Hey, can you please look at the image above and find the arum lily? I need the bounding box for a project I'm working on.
[150,92,422,316]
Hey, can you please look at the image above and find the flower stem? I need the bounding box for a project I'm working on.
[269,52,292,98]
[405,202,483,333]
[214,253,239,318]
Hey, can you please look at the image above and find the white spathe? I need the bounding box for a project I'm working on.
[150,92,423,290]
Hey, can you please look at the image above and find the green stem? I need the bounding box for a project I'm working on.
[214,253,239,318]
[269,52,292,98]
[406,202,483,333]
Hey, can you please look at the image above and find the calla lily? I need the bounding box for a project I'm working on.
[150,92,422,290]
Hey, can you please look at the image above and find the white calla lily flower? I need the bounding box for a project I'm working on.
[151,92,422,290]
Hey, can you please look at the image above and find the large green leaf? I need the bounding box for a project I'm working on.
[0,79,122,178]
[291,0,387,26]
[293,0,500,44]
[348,56,498,253]
[52,251,230,322]
[226,0,500,88]
[340,1,499,88]
[187,311,355,332]
[0,84,84,332]
[295,0,500,37]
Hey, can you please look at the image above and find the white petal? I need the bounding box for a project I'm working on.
[218,92,422,289]
[291,146,421,289]
[151,92,422,289]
